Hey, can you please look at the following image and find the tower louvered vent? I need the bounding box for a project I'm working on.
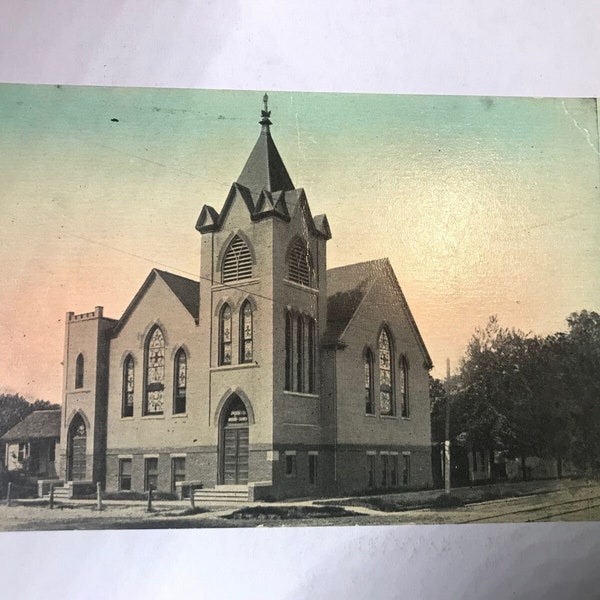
[222,236,253,282]
[288,239,312,286]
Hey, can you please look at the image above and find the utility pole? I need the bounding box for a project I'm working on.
[444,358,451,495]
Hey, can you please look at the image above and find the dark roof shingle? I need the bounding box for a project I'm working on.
[325,259,387,343]
[1,410,61,442]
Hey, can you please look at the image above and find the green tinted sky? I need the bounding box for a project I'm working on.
[1,84,598,403]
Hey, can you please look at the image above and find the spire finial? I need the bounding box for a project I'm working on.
[259,92,272,132]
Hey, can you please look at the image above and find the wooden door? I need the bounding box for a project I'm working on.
[70,437,86,480]
[223,427,249,485]
[67,416,87,481]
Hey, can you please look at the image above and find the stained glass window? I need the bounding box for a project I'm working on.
[174,349,187,414]
[219,304,232,365]
[379,328,394,416]
[122,355,134,417]
[145,327,165,414]
[365,349,374,414]
[222,235,252,282]
[240,301,253,363]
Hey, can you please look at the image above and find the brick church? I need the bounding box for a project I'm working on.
[58,95,433,500]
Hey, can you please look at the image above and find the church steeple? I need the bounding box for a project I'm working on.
[236,93,295,194]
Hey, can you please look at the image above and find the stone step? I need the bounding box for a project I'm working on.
[193,487,249,504]
[43,486,72,500]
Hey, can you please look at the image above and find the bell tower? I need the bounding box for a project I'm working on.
[195,95,331,495]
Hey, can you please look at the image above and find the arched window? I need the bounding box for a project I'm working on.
[174,349,187,414]
[240,301,253,364]
[288,238,314,287]
[75,353,84,389]
[296,315,305,391]
[378,328,394,416]
[219,304,232,365]
[364,349,374,414]
[399,355,409,417]
[122,355,134,418]
[222,235,252,283]
[285,313,317,394]
[145,327,165,415]
[307,317,316,394]
[285,312,293,391]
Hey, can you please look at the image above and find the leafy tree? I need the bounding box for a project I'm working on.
[450,311,600,479]
[452,317,553,479]
[560,311,600,470]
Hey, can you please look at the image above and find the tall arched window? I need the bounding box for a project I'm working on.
[219,304,232,365]
[307,318,316,394]
[240,301,253,364]
[174,349,187,414]
[122,355,134,418]
[288,238,314,287]
[75,353,84,389]
[364,349,374,415]
[145,327,165,415]
[222,235,252,283]
[285,312,293,391]
[378,328,394,416]
[296,315,305,391]
[399,355,409,417]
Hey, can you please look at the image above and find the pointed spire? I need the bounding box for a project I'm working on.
[236,93,295,194]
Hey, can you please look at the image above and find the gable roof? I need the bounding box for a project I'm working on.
[325,259,383,344]
[325,258,433,368]
[1,410,61,442]
[112,269,199,335]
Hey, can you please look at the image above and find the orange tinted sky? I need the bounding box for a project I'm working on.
[1,85,599,404]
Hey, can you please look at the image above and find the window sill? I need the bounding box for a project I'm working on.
[211,362,259,372]
[380,415,399,420]
[120,416,135,421]
[283,391,319,399]
[400,416,411,421]
[282,279,319,294]
[141,414,165,420]
[365,413,376,417]
[212,278,260,291]
[172,413,188,418]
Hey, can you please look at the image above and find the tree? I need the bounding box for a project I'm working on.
[560,311,600,470]
[452,317,551,479]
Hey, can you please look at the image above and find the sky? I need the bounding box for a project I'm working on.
[0,84,599,404]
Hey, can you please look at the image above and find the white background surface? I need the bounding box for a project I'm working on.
[1,2,600,598]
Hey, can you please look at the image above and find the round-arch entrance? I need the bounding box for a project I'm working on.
[219,394,250,485]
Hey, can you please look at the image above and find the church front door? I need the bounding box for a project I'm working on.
[220,395,249,485]
[67,414,87,481]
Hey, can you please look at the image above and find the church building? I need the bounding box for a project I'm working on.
[58,95,433,500]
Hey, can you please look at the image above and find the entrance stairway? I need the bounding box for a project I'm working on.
[193,484,249,505]
[42,482,72,500]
